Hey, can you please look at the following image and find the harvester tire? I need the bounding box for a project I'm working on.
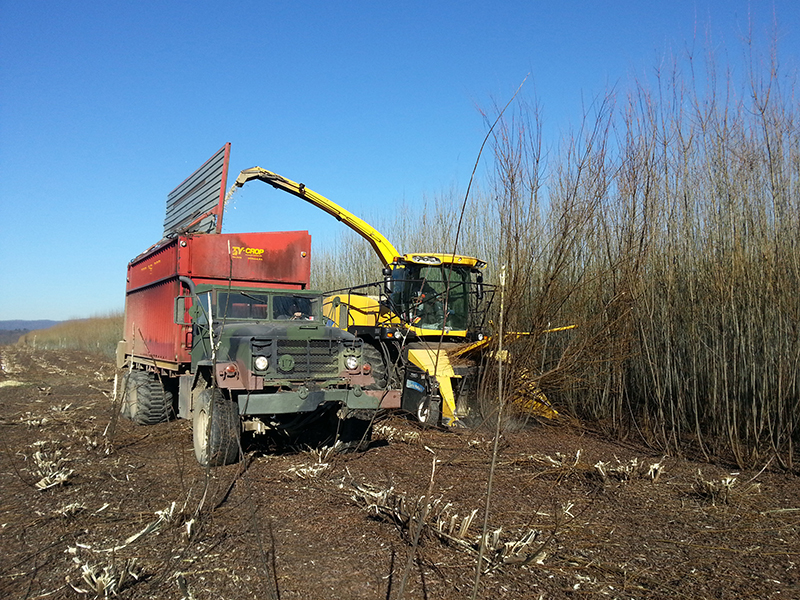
[415,396,441,426]
[363,344,388,390]
[193,388,241,467]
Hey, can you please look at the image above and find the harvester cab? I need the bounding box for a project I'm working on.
[387,253,487,338]
[232,167,494,426]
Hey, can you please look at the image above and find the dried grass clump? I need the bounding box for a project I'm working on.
[287,446,335,479]
[55,502,86,519]
[27,442,74,490]
[374,423,421,444]
[526,450,666,485]
[66,556,143,597]
[691,470,761,505]
[20,412,50,427]
[351,482,544,570]
[594,457,666,483]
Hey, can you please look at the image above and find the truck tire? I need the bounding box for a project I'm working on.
[335,411,373,452]
[121,370,172,425]
[363,344,388,390]
[193,388,241,467]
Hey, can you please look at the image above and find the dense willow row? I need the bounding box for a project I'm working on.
[312,40,799,469]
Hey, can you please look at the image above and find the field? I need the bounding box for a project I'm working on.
[1,345,798,600]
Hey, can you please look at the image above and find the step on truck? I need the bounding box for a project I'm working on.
[116,145,378,466]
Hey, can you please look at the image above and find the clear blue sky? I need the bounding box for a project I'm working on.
[1,1,796,320]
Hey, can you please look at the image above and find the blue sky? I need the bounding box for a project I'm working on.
[1,1,797,320]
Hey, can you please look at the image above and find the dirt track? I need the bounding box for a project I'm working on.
[1,346,798,599]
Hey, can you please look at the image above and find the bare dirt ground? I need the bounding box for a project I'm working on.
[1,345,798,600]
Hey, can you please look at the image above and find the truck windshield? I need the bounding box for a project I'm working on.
[273,295,318,321]
[209,291,320,321]
[391,264,472,330]
[217,292,271,320]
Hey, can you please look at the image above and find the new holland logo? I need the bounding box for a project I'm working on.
[405,379,425,393]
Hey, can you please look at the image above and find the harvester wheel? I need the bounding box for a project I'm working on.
[415,396,441,426]
[363,344,388,390]
[193,388,241,467]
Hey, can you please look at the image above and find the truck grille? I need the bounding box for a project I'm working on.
[276,340,340,378]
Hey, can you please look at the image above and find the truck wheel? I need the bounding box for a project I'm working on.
[121,370,172,425]
[335,412,373,452]
[193,388,240,467]
[363,344,388,390]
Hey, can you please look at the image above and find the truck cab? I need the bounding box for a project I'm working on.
[182,284,375,417]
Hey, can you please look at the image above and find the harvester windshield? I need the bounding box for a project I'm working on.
[391,264,472,331]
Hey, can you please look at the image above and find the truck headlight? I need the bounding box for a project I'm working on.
[344,355,359,371]
[254,355,269,371]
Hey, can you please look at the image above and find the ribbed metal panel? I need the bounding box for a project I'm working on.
[163,143,231,236]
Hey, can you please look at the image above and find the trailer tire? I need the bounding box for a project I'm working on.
[121,370,172,425]
[138,378,173,425]
[120,370,140,420]
[193,388,240,467]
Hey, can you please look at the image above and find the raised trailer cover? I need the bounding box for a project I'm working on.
[124,231,311,368]
[163,143,231,236]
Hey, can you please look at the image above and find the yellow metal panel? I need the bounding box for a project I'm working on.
[407,347,460,425]
[323,293,402,329]
[400,253,486,270]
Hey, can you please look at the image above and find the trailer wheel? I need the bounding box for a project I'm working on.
[121,370,172,425]
[139,378,173,425]
[193,388,241,467]
[363,344,388,390]
[121,370,151,423]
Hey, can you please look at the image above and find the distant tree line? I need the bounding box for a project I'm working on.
[0,329,29,346]
[17,313,123,359]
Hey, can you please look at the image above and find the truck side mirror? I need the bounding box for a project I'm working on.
[476,273,484,301]
[174,296,192,325]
